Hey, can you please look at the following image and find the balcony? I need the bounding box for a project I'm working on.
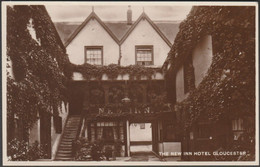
[83,103,173,119]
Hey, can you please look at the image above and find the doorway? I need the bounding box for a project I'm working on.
[129,123,152,154]
[69,91,83,115]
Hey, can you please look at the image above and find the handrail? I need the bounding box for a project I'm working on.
[54,114,70,160]
[75,114,84,140]
[79,117,85,138]
[72,113,84,157]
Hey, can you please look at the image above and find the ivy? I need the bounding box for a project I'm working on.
[73,63,162,80]
[7,5,71,131]
[165,6,255,128]
[165,6,255,159]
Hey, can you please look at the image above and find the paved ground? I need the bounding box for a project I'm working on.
[114,151,161,161]
[114,152,181,161]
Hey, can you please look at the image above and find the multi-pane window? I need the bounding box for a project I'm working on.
[85,46,103,65]
[90,121,124,142]
[232,118,244,140]
[136,46,153,66]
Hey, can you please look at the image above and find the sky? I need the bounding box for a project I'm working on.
[45,4,192,22]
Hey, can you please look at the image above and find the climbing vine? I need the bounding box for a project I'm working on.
[73,63,162,80]
[7,5,71,131]
[165,6,255,128]
[164,6,255,159]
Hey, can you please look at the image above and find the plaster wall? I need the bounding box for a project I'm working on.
[121,19,171,66]
[66,19,119,65]
[192,35,213,88]
[51,102,69,159]
[176,66,187,102]
[29,118,40,144]
[29,102,69,159]
[130,123,152,141]
[158,142,181,156]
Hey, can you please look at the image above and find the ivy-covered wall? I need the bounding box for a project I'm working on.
[72,63,162,80]
[7,5,71,140]
[164,6,255,160]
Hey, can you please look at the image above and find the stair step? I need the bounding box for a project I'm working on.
[63,133,77,137]
[61,138,74,141]
[56,153,72,156]
[63,131,77,133]
[57,150,72,153]
[64,127,78,129]
[55,157,73,161]
[63,132,77,134]
[59,148,72,151]
[59,145,72,148]
[60,142,73,144]
[61,140,74,142]
[62,136,76,139]
[55,116,81,161]
[63,133,77,135]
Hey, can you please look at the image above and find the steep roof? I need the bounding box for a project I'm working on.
[104,21,131,41]
[54,12,180,47]
[155,22,179,44]
[63,12,119,47]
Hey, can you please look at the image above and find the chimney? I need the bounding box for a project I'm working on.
[127,5,132,25]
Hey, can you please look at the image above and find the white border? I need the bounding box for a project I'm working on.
[2,1,259,166]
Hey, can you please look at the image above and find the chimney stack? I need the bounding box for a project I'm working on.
[127,5,132,25]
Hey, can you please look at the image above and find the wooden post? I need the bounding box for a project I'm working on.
[126,120,130,157]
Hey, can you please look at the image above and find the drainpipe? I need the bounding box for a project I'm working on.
[118,45,122,65]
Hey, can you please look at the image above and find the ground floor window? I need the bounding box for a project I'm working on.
[232,118,244,140]
[197,123,211,139]
[89,121,124,142]
[162,122,179,142]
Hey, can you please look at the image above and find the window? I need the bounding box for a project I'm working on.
[197,123,211,139]
[85,46,103,65]
[162,122,180,142]
[135,46,153,66]
[90,121,124,142]
[232,118,244,140]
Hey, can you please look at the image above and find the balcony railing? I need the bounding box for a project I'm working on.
[84,103,172,117]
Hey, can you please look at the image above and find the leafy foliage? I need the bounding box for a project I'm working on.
[166,6,255,128]
[73,63,161,80]
[7,139,46,161]
[165,6,255,160]
[7,5,71,130]
[73,138,105,161]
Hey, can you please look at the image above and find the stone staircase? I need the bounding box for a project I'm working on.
[55,115,81,161]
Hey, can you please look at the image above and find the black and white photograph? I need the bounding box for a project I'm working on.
[2,1,258,166]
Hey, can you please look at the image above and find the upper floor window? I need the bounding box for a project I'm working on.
[85,46,103,65]
[135,45,153,66]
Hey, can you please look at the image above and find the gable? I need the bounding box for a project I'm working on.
[67,18,118,46]
[120,13,172,47]
[66,17,119,65]
[55,21,179,45]
[64,12,119,47]
[120,19,171,66]
[122,19,171,47]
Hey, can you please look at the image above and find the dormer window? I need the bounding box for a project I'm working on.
[135,45,153,66]
[85,46,103,65]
